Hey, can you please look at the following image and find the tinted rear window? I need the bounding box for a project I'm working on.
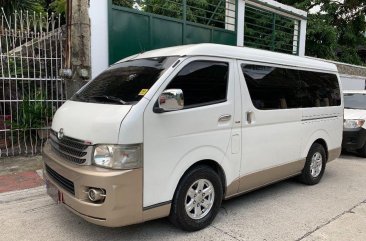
[241,64,341,109]
[299,71,341,107]
[241,65,301,109]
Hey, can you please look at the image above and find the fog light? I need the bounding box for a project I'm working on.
[88,188,106,202]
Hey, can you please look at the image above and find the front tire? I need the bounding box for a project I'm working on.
[169,165,223,231]
[299,143,326,185]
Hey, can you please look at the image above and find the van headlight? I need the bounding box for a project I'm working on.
[344,119,365,129]
[93,144,142,169]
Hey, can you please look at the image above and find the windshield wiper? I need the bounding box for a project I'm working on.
[89,95,127,105]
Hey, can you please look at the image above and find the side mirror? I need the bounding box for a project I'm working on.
[154,89,184,113]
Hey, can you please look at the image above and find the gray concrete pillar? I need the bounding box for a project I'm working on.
[64,0,91,98]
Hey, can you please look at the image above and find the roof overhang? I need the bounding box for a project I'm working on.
[246,0,308,20]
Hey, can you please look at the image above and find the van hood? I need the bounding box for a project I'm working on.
[344,108,366,121]
[52,100,132,144]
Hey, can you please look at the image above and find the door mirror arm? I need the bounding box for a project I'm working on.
[153,105,164,113]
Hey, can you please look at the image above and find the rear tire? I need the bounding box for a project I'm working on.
[169,165,223,231]
[299,143,326,185]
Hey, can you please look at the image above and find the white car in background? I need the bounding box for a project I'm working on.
[343,90,366,157]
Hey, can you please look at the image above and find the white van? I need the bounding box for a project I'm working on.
[43,44,343,231]
[343,90,366,156]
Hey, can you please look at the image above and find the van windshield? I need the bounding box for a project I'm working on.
[72,56,179,105]
[344,93,366,110]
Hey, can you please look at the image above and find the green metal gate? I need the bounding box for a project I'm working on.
[244,4,300,55]
[108,0,237,64]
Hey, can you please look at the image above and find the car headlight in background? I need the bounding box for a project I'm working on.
[344,119,365,129]
[93,144,142,169]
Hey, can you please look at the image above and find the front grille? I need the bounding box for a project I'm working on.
[49,130,89,164]
[46,165,75,195]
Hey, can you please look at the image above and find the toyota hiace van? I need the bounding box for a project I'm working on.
[43,44,343,231]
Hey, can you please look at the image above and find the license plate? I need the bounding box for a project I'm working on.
[46,179,62,204]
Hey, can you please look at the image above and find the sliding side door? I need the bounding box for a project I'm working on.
[237,62,303,193]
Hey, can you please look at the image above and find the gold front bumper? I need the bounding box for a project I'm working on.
[43,143,144,227]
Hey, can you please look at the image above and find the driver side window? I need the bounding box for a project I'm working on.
[166,61,229,109]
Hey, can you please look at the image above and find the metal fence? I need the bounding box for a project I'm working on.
[112,0,236,31]
[0,11,66,156]
[109,0,237,63]
[244,4,300,55]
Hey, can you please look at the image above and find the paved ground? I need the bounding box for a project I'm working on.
[0,156,43,193]
[0,154,365,241]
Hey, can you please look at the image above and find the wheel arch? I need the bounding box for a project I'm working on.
[313,138,329,161]
[302,129,330,161]
[173,159,227,200]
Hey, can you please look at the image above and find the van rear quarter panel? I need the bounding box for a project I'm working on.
[301,106,343,160]
[301,74,343,159]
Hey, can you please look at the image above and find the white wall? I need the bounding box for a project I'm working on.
[298,20,307,56]
[237,0,245,46]
[340,75,366,90]
[89,0,109,79]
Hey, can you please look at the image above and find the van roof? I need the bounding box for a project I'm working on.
[122,43,338,73]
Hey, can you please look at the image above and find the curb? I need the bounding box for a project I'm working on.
[0,186,46,204]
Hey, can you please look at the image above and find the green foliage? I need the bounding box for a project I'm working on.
[143,0,183,19]
[0,0,45,15]
[244,6,297,54]
[3,58,24,77]
[112,0,134,8]
[0,0,66,16]
[305,15,337,59]
[338,46,364,66]
[7,90,53,131]
[113,0,227,28]
[278,0,366,65]
[49,0,66,15]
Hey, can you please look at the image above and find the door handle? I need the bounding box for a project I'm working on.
[246,111,253,124]
[218,114,232,122]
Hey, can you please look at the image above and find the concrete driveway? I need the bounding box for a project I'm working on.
[1,154,365,241]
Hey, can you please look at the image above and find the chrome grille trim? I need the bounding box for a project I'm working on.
[49,135,87,157]
[49,130,92,165]
[50,130,88,150]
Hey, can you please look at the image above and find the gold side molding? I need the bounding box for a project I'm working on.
[328,147,341,163]
[225,159,305,199]
[143,203,171,222]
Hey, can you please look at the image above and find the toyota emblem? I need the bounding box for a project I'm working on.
[58,128,64,140]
